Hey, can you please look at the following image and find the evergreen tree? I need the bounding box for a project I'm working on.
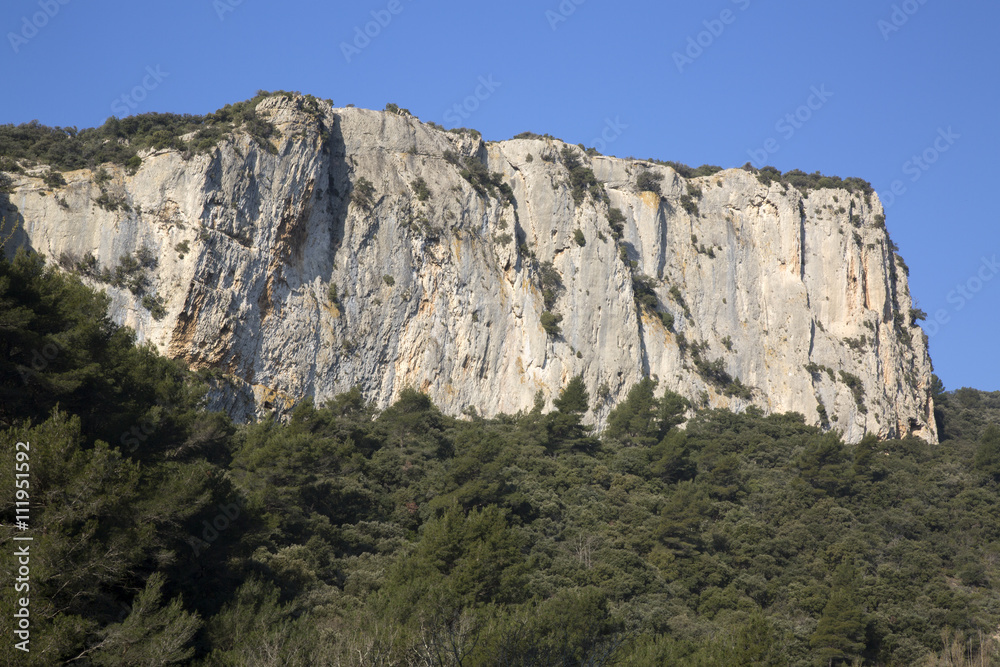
[810,563,866,665]
[553,374,589,414]
[605,377,660,446]
[973,424,1000,480]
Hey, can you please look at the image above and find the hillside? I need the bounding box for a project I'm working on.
[0,254,996,665]
[0,91,935,442]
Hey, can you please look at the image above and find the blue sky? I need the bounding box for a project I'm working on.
[2,0,997,392]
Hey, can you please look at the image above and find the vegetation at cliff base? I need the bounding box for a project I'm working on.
[2,249,1000,665]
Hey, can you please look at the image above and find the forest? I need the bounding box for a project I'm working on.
[2,248,1000,666]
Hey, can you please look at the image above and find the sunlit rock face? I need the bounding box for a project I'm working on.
[2,94,936,443]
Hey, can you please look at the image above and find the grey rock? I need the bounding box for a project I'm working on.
[1,94,936,442]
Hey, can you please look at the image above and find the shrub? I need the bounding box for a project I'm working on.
[351,177,376,209]
[42,169,66,189]
[538,261,562,310]
[680,195,699,216]
[573,229,586,247]
[135,245,157,268]
[141,294,167,320]
[411,177,431,201]
[561,146,601,206]
[816,401,830,427]
[724,378,754,400]
[383,275,395,287]
[512,131,555,140]
[695,355,733,387]
[607,208,626,239]
[910,308,927,324]
[540,311,563,336]
[636,170,663,195]
[175,241,190,257]
[839,371,867,413]
[328,283,339,304]
[456,156,511,202]
[755,166,782,186]
[669,285,690,317]
[632,274,659,311]
[95,191,130,212]
[125,155,142,174]
[660,311,675,331]
[844,336,867,352]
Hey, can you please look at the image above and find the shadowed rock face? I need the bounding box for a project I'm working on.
[1,94,937,443]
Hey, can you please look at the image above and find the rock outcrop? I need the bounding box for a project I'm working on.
[0,94,937,442]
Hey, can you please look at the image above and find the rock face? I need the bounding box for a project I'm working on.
[0,94,937,443]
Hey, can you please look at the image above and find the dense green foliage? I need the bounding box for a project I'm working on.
[0,90,297,173]
[747,164,875,197]
[2,250,1000,665]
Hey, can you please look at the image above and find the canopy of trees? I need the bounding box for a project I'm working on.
[2,249,999,665]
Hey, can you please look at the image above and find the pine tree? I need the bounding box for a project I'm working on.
[810,563,865,665]
[553,374,589,414]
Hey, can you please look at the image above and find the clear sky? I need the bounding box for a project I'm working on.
[2,0,997,392]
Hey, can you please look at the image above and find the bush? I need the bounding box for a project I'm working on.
[42,169,66,188]
[411,177,431,201]
[383,275,395,287]
[351,177,375,209]
[141,294,167,320]
[632,274,659,311]
[607,208,626,239]
[175,241,190,257]
[636,170,663,195]
[680,195,699,216]
[0,91,288,171]
[456,156,511,202]
[669,285,690,317]
[538,261,562,310]
[561,146,602,206]
[573,229,586,247]
[540,310,563,336]
[839,370,867,413]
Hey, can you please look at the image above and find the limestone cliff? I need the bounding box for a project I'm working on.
[0,94,937,443]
